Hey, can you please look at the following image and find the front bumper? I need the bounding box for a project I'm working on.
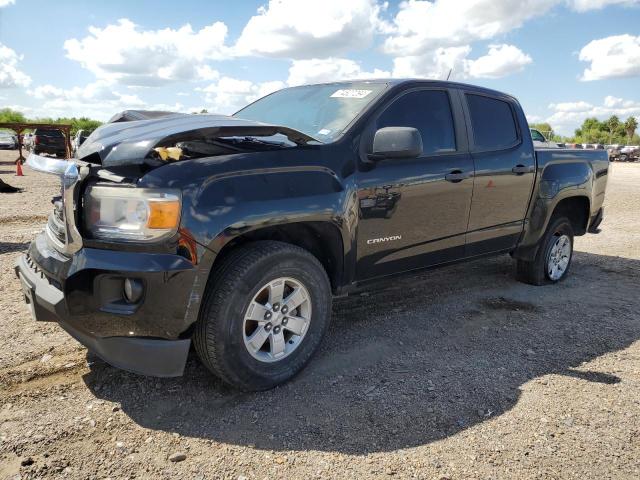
[15,234,196,377]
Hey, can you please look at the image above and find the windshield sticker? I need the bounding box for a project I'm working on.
[317,128,332,136]
[330,89,372,99]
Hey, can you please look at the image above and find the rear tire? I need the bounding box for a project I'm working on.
[194,241,332,391]
[516,216,574,286]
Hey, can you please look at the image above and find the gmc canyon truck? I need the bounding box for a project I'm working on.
[16,80,608,391]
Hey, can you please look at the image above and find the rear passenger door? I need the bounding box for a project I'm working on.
[463,93,536,256]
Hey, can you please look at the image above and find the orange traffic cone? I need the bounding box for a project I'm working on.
[16,162,24,176]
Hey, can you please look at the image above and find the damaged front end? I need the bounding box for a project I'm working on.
[76,112,319,168]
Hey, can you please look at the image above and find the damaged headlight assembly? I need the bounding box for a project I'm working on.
[84,185,181,242]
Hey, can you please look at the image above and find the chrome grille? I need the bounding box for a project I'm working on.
[27,154,84,255]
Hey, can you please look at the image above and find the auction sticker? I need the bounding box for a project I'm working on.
[330,89,372,99]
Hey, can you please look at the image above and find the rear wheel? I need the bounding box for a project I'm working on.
[516,216,574,285]
[194,241,332,391]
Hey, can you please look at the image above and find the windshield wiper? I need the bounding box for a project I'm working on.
[218,136,290,148]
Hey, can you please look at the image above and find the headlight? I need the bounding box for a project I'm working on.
[84,185,181,242]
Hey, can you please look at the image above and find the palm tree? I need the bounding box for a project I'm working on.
[625,116,638,143]
[606,115,620,144]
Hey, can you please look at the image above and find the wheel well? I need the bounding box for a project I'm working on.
[214,222,344,291]
[551,196,590,235]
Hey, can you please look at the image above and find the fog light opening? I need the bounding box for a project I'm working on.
[123,278,143,304]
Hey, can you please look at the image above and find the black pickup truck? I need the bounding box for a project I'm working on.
[16,80,608,390]
[32,128,68,157]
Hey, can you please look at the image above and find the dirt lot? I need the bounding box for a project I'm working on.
[0,150,639,479]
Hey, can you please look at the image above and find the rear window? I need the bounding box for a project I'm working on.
[34,128,64,137]
[466,94,518,150]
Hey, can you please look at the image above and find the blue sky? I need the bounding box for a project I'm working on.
[1,0,639,135]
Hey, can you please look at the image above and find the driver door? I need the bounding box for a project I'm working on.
[355,88,475,280]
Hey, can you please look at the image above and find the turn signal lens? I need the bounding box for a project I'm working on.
[148,200,180,229]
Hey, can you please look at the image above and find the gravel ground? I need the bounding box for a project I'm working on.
[1,150,639,479]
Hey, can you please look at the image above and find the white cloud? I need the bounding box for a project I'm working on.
[546,96,640,133]
[0,0,15,7]
[0,43,31,88]
[392,44,531,80]
[200,77,286,114]
[568,0,639,11]
[603,95,637,108]
[383,0,556,56]
[64,19,229,86]
[547,101,593,112]
[287,58,390,86]
[22,81,189,120]
[392,46,471,79]
[578,34,640,80]
[383,1,540,80]
[466,44,532,78]
[234,0,391,59]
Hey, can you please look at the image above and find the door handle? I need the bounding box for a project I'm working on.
[445,170,470,183]
[512,164,534,175]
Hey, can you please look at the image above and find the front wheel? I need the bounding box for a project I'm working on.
[194,241,332,391]
[516,216,574,285]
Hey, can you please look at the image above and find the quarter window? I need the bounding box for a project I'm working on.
[377,90,456,154]
[466,94,518,150]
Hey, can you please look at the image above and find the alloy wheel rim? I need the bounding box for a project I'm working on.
[242,277,312,363]
[547,234,571,281]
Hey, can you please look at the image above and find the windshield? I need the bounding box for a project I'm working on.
[234,82,388,142]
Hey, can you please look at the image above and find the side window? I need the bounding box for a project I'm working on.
[466,94,518,150]
[377,90,456,155]
[531,129,545,142]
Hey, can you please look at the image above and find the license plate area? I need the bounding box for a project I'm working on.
[18,272,37,321]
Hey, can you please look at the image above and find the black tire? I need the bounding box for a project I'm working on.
[516,216,574,286]
[194,241,332,391]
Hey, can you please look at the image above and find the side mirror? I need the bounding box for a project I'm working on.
[369,127,423,161]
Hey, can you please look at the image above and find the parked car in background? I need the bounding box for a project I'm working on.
[22,133,34,150]
[530,128,560,148]
[33,128,67,157]
[72,130,89,155]
[619,145,639,162]
[0,133,17,149]
[565,143,584,149]
[18,79,609,391]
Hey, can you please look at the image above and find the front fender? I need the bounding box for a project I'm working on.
[170,164,358,326]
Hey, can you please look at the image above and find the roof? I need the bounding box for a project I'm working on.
[288,78,514,100]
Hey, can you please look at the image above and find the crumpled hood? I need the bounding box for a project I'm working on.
[77,113,317,167]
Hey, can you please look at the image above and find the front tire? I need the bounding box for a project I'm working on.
[516,216,574,285]
[194,241,332,391]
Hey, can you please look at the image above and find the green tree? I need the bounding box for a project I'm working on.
[606,115,620,143]
[530,122,555,138]
[0,108,27,123]
[624,116,638,143]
